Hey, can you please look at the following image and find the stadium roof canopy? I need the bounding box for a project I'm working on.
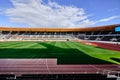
[0,24,120,32]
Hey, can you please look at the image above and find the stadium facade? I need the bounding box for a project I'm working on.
[0,24,120,42]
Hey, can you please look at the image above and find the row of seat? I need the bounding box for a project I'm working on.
[0,74,117,80]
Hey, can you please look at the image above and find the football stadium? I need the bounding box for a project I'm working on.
[0,24,120,80]
[0,0,120,80]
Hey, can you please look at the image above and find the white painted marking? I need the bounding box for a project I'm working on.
[46,59,50,74]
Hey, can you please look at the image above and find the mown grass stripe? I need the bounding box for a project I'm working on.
[4,42,30,48]
[0,42,21,47]
[73,42,120,64]
[0,41,120,64]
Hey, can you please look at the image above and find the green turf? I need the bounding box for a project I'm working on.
[0,41,120,64]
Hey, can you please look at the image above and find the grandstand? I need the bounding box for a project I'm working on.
[0,24,120,80]
[0,24,120,42]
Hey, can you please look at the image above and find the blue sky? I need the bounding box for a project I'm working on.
[0,0,120,28]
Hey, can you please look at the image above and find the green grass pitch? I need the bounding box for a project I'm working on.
[0,41,120,64]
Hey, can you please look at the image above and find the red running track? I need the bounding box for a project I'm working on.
[91,42,120,52]
[0,59,120,76]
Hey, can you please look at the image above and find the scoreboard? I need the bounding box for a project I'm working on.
[115,26,120,32]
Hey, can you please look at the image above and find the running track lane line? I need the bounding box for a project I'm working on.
[46,59,50,74]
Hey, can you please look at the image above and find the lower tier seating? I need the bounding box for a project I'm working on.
[0,74,117,80]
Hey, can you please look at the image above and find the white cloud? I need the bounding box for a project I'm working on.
[96,16,120,22]
[87,16,120,26]
[4,0,95,28]
[3,0,120,28]
[108,8,119,12]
